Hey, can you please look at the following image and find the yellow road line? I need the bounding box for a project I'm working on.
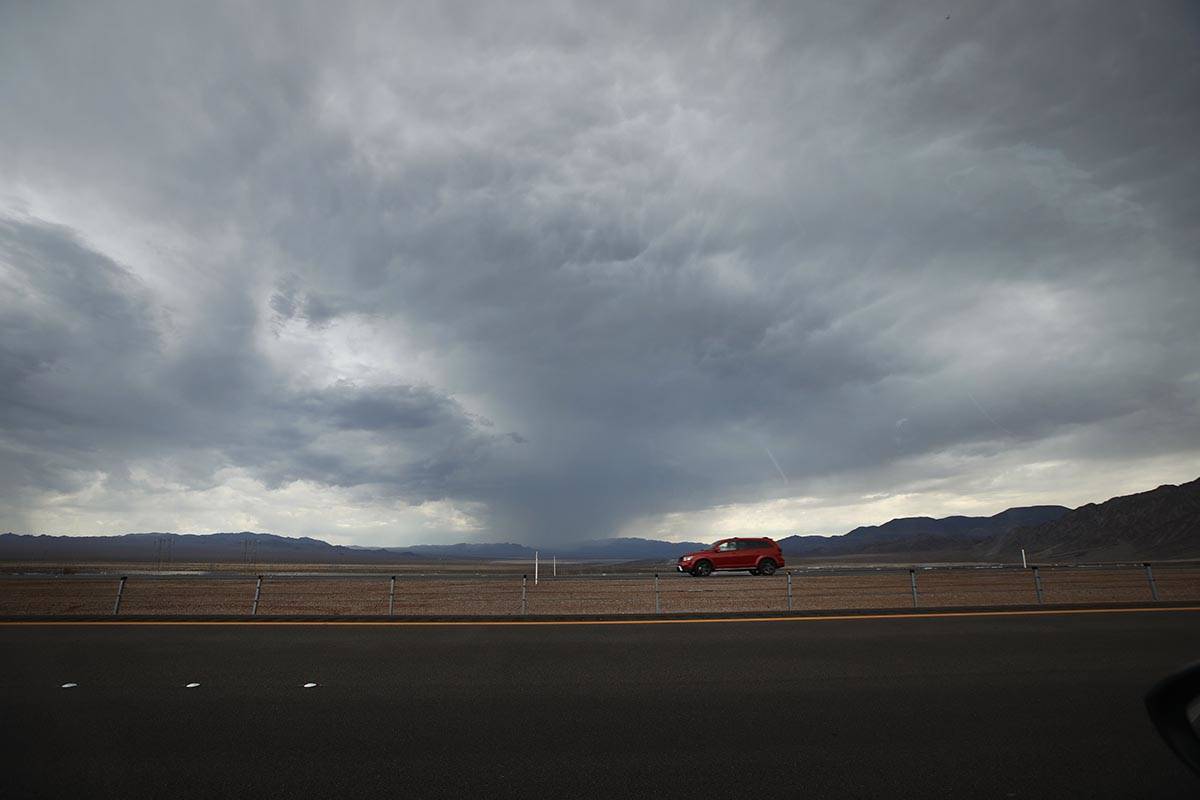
[1,605,1199,627]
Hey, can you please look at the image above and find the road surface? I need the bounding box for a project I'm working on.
[2,608,1199,798]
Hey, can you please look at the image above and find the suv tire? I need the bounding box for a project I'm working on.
[692,560,713,577]
[758,559,777,576]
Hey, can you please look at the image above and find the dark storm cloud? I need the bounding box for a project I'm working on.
[0,1,1197,541]
[0,216,506,522]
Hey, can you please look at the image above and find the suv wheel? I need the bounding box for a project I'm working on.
[758,559,777,576]
[692,560,713,577]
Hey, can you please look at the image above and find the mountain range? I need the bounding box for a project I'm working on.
[396,537,711,560]
[2,476,1196,564]
[0,531,414,565]
[776,505,1070,560]
[984,478,1200,562]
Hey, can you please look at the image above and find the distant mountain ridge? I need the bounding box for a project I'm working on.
[987,478,1200,561]
[0,532,706,564]
[2,477,1196,563]
[0,531,402,565]
[398,537,714,561]
[777,505,1069,559]
[400,542,534,559]
[777,478,1200,562]
[556,537,710,559]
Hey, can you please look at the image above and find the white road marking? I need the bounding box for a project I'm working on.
[303,682,318,688]
[185,682,200,688]
[61,683,77,688]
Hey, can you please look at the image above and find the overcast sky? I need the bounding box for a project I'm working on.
[1,1,1198,546]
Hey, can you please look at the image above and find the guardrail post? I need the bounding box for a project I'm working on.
[909,569,918,608]
[787,571,793,611]
[521,575,527,615]
[1144,562,1159,602]
[112,576,127,616]
[654,573,661,614]
[251,575,263,616]
[1032,566,1044,605]
[388,575,396,617]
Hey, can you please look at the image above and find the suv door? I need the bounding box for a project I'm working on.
[712,540,738,568]
[733,539,761,568]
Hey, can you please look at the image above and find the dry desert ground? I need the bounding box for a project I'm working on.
[2,563,1197,616]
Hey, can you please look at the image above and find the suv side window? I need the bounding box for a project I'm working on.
[740,539,764,549]
[716,541,736,552]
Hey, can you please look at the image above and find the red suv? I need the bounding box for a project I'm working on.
[677,537,785,577]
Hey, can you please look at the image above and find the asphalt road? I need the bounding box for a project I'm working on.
[2,609,1199,799]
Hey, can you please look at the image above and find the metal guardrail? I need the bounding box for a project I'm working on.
[1,562,1198,617]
